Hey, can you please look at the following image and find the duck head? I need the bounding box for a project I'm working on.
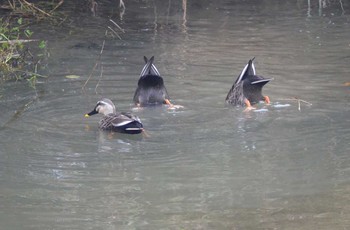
[85,98,116,117]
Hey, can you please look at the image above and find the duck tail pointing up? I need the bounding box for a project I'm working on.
[140,56,153,77]
[246,57,256,76]
[140,56,160,77]
[235,57,256,84]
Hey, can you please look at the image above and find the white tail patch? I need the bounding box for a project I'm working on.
[236,63,249,84]
[151,64,160,75]
[252,62,256,75]
[140,65,148,77]
[115,120,133,127]
[251,79,272,85]
[126,127,142,130]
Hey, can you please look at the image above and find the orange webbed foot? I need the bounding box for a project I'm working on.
[264,96,271,105]
[164,99,184,110]
[243,99,256,112]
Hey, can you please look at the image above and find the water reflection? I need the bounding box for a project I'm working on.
[95,130,143,154]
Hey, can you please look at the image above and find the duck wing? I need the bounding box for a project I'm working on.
[98,114,123,130]
[109,113,136,127]
[120,112,142,123]
[225,80,246,106]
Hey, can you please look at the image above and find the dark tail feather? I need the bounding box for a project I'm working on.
[235,57,256,84]
[140,56,155,77]
[246,57,256,76]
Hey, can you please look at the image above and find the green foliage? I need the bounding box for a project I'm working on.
[0,17,47,87]
[27,75,37,89]
[38,40,46,49]
[24,29,33,38]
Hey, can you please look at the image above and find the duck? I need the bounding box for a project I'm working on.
[84,98,143,134]
[133,56,172,106]
[225,58,272,109]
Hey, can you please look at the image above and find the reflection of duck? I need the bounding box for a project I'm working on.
[85,98,143,134]
[133,56,172,106]
[226,58,272,109]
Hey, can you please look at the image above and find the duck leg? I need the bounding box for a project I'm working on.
[164,99,173,106]
[165,99,184,109]
[264,96,270,104]
[243,98,255,111]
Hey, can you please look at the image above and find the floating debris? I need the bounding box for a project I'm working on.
[254,108,268,112]
[65,75,80,79]
[273,104,291,108]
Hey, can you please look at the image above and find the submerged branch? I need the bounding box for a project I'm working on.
[82,39,105,90]
[277,97,312,111]
[49,0,64,14]
[21,0,52,17]
[5,0,65,20]
[107,26,122,40]
[95,65,103,95]
[109,19,125,33]
[0,39,38,44]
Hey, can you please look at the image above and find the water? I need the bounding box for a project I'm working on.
[1,1,350,229]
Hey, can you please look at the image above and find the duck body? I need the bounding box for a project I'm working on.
[98,112,143,134]
[133,56,171,106]
[85,99,143,134]
[226,58,271,107]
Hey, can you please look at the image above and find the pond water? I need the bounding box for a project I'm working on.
[1,0,350,229]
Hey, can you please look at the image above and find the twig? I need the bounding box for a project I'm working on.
[21,0,52,17]
[109,19,125,33]
[7,0,15,9]
[15,70,48,78]
[82,39,105,90]
[99,39,105,55]
[95,65,103,95]
[119,2,125,20]
[277,98,312,105]
[277,97,312,111]
[182,0,187,29]
[90,0,98,16]
[49,0,64,14]
[119,0,125,9]
[0,39,38,44]
[0,92,43,130]
[107,26,122,40]
[82,62,98,90]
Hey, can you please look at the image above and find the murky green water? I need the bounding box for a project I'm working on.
[1,1,350,229]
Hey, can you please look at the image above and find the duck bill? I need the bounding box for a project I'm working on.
[85,109,98,117]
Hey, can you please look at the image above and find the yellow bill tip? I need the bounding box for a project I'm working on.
[84,114,90,118]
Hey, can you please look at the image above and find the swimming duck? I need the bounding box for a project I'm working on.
[85,98,143,134]
[225,58,271,109]
[133,56,172,106]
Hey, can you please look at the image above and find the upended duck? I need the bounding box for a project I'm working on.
[85,98,143,134]
[226,58,272,109]
[133,56,172,106]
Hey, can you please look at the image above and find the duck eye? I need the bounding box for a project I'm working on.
[95,104,102,112]
[95,102,105,109]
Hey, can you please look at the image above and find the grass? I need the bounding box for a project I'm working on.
[0,0,64,88]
